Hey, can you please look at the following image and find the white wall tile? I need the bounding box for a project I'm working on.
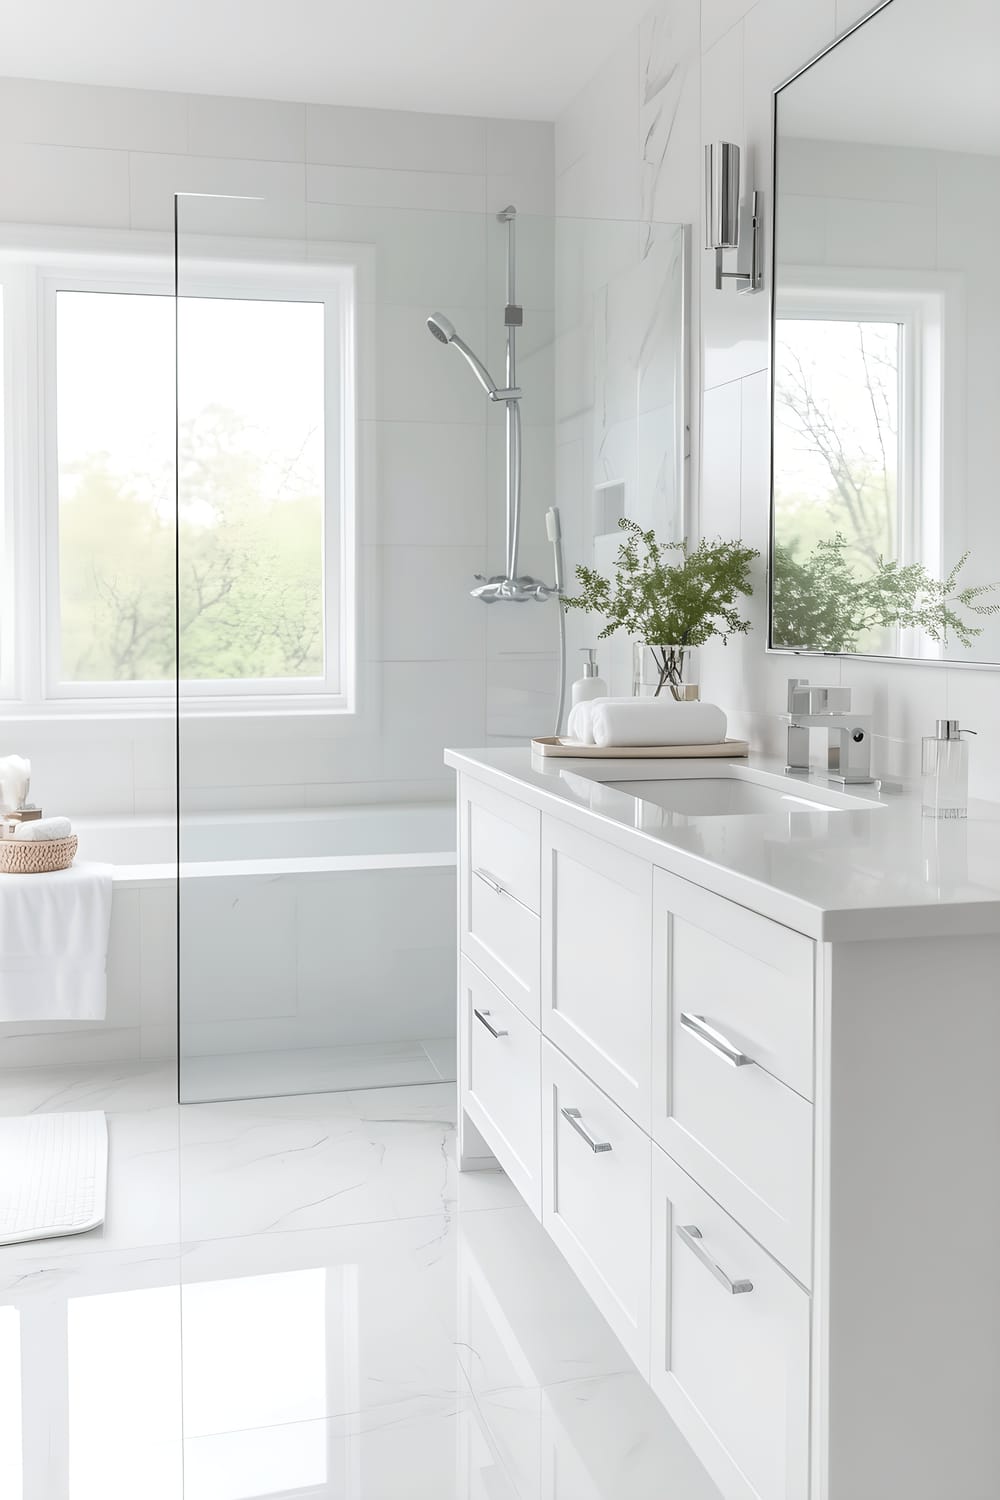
[701,379,742,537]
[187,94,305,162]
[129,151,306,230]
[641,0,702,227]
[380,660,486,780]
[555,28,641,220]
[306,105,486,175]
[379,545,486,661]
[0,77,188,154]
[376,420,488,548]
[307,162,485,213]
[702,0,759,53]
[307,200,487,308]
[486,654,560,740]
[486,119,555,216]
[0,142,130,227]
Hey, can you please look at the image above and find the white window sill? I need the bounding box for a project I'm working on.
[0,696,356,724]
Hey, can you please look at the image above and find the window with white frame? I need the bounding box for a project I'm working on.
[0,241,356,713]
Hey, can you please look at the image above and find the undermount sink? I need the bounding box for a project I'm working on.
[601,775,878,818]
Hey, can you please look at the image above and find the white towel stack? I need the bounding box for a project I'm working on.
[11,817,73,842]
[566,696,727,749]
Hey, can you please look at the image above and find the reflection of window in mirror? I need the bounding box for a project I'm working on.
[772,270,956,657]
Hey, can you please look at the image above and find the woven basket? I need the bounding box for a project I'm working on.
[0,834,77,875]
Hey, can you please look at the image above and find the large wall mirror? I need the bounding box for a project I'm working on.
[769,0,1000,665]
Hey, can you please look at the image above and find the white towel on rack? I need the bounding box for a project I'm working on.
[0,863,113,1022]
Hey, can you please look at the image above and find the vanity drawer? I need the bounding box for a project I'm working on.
[542,816,652,1128]
[541,1039,651,1370]
[461,779,541,1022]
[462,777,540,912]
[655,868,814,1100]
[461,956,542,1218]
[652,870,815,1282]
[651,1146,810,1500]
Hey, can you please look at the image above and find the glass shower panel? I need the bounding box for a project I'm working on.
[174,194,686,1105]
[175,193,495,1103]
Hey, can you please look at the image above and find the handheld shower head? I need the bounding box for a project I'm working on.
[425,311,499,398]
[426,312,456,344]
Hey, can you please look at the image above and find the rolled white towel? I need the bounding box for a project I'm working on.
[11,816,73,842]
[590,699,727,748]
[566,696,633,745]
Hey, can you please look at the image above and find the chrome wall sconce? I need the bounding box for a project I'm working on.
[705,141,764,294]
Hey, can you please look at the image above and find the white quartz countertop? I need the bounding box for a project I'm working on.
[444,746,1000,942]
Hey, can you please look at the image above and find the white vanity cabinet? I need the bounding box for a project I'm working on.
[541,817,652,1127]
[451,761,1000,1500]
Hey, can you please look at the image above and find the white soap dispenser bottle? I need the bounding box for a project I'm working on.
[921,719,976,819]
[571,648,607,707]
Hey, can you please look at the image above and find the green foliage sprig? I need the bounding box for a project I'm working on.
[563,518,759,649]
[772,535,1000,653]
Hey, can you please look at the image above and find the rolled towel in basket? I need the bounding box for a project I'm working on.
[11,816,72,842]
[590,698,727,748]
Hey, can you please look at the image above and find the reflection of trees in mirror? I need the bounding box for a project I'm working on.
[60,406,323,683]
[775,319,899,576]
[563,519,759,694]
[772,536,1000,654]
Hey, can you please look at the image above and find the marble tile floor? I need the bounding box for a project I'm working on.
[0,1061,723,1499]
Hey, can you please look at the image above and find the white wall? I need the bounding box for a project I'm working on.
[555,0,1000,800]
[0,76,555,817]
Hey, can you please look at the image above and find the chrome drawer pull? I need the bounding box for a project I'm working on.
[473,1007,508,1039]
[473,866,509,898]
[677,1225,753,1295]
[679,1012,753,1068]
[560,1106,612,1154]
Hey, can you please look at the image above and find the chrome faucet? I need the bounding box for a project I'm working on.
[784,678,874,785]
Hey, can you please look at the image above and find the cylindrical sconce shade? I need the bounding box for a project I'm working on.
[705,141,741,251]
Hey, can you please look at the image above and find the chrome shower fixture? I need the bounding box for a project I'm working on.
[426,207,568,733]
[424,313,520,402]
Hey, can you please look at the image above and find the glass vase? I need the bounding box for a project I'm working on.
[631,643,699,701]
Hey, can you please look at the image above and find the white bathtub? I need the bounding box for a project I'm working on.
[7,804,457,1085]
[75,803,456,885]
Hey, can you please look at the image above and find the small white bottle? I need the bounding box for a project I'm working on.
[571,647,607,707]
[921,719,975,819]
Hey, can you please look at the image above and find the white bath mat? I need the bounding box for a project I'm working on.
[0,1111,108,1246]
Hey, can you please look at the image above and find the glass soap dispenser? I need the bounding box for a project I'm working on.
[922,720,976,819]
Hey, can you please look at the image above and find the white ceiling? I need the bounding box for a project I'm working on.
[780,0,1000,156]
[0,0,652,120]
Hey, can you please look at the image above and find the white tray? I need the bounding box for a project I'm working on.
[531,737,750,759]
